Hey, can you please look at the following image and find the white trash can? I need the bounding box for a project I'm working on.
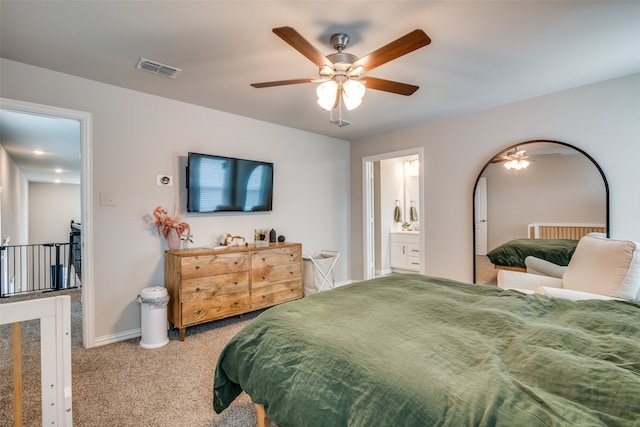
[137,286,170,349]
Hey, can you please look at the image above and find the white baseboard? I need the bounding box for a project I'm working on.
[93,328,141,347]
[333,279,352,288]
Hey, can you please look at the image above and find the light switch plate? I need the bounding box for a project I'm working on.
[157,175,173,186]
[100,192,117,206]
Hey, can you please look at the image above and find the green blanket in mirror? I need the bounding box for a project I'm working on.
[486,238,578,268]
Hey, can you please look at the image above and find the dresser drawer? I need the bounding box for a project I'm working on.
[252,263,302,288]
[181,292,251,325]
[180,252,248,279]
[252,279,303,310]
[181,271,249,303]
[251,246,301,269]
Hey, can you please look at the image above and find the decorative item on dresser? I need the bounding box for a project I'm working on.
[164,242,303,341]
[152,205,191,251]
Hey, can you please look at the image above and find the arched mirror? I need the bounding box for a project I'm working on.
[473,140,609,284]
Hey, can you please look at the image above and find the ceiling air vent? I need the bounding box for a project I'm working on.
[136,58,181,79]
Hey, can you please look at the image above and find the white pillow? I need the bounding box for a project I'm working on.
[534,286,619,301]
[562,235,640,300]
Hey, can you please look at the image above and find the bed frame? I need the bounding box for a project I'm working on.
[491,223,607,272]
[527,223,606,239]
[256,404,269,427]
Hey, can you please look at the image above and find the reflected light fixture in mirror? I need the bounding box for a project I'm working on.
[499,147,530,171]
[504,158,529,170]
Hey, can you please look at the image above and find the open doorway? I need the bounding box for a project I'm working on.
[0,98,94,348]
[363,148,424,280]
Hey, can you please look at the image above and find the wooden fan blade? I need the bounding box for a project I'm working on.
[491,156,510,163]
[251,78,315,88]
[351,29,431,73]
[273,27,334,69]
[364,77,419,96]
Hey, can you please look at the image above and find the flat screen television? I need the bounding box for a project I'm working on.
[186,152,273,213]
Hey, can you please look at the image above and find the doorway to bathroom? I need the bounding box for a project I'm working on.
[363,147,424,280]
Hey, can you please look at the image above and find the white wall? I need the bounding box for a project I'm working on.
[351,73,640,283]
[0,58,350,344]
[0,143,28,245]
[378,158,404,273]
[29,182,81,244]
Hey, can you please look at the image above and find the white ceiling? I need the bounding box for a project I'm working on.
[1,1,640,181]
[0,109,81,184]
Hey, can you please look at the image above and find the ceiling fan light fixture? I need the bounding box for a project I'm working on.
[504,159,529,170]
[317,80,338,110]
[342,95,361,111]
[347,65,364,76]
[342,79,366,110]
[319,65,334,76]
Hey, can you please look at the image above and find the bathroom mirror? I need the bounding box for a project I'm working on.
[404,157,419,224]
[473,140,609,284]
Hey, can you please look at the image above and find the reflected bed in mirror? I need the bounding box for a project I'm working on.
[473,140,609,284]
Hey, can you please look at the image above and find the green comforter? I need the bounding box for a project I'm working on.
[213,274,640,426]
[486,238,578,268]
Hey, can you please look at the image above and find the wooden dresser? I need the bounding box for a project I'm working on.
[164,242,303,340]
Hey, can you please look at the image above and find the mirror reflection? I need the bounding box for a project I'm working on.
[404,157,419,227]
[474,141,608,284]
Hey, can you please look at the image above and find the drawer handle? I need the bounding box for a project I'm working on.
[195,287,201,292]
[262,276,266,280]
[233,301,239,306]
[234,281,238,285]
[195,266,200,270]
[411,250,419,253]
[196,309,202,315]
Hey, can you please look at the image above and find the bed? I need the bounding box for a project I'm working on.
[486,223,606,271]
[213,274,640,426]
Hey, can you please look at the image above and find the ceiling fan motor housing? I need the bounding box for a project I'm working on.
[322,33,360,78]
[330,33,350,51]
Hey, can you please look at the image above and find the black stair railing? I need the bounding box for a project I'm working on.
[0,242,80,298]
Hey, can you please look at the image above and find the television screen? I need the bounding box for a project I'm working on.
[187,152,273,213]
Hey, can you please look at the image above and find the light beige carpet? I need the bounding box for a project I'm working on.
[475,255,498,285]
[0,289,271,426]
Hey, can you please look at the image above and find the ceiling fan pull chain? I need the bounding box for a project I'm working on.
[338,89,343,126]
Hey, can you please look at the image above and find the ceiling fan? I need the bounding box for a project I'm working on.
[492,147,531,171]
[251,27,431,126]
